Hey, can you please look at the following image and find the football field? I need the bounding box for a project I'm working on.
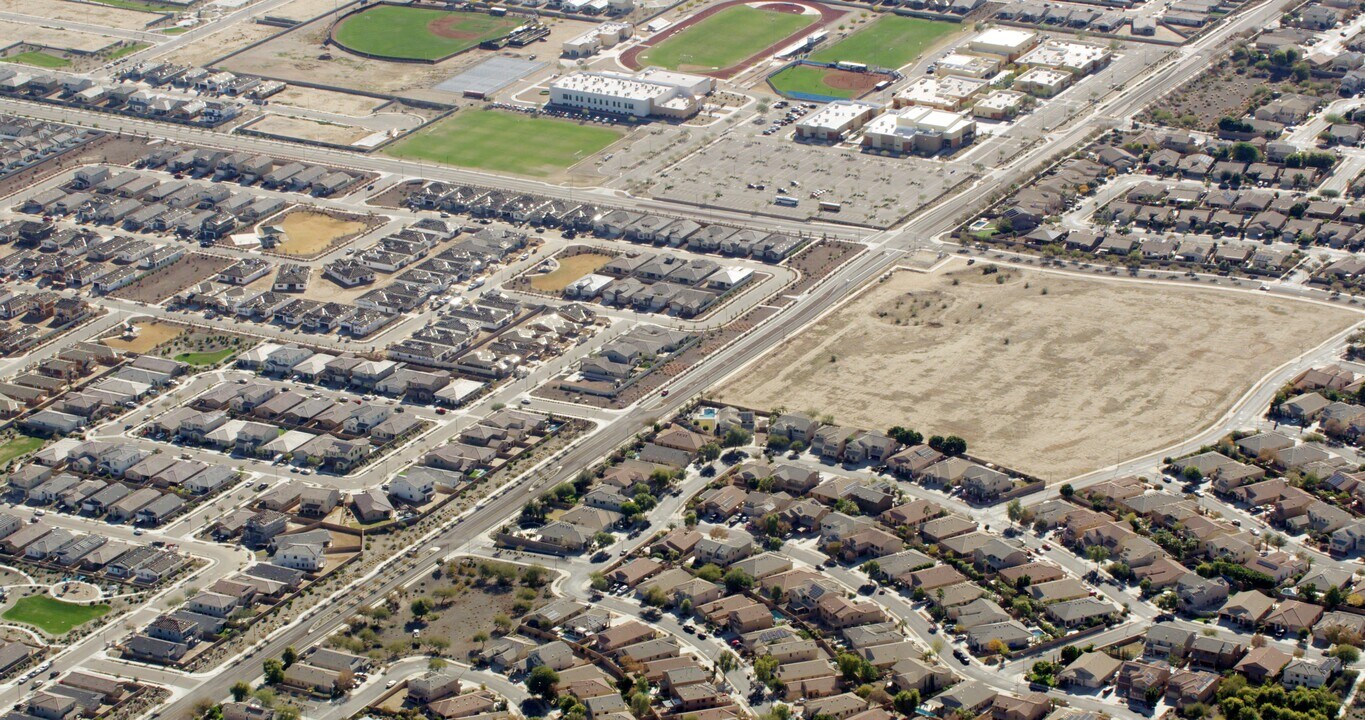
[385,111,623,177]
[638,4,817,71]
[808,15,957,69]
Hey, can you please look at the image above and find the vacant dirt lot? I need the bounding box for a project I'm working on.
[248,113,370,146]
[110,253,234,304]
[0,0,159,30]
[102,320,186,353]
[161,20,280,66]
[0,19,120,52]
[269,86,387,117]
[718,265,1361,480]
[272,210,370,257]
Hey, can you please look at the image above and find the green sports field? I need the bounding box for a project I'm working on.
[333,5,520,61]
[3,596,109,635]
[174,347,236,366]
[1,52,72,69]
[808,15,957,69]
[385,110,623,177]
[769,63,860,98]
[637,5,817,71]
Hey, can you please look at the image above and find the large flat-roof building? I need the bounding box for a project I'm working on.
[862,106,976,154]
[973,90,1029,120]
[563,22,633,58]
[894,75,989,111]
[1018,40,1113,74]
[936,52,1002,78]
[549,68,714,119]
[1015,67,1073,97]
[967,28,1039,60]
[795,100,880,142]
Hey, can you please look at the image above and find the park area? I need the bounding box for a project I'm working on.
[529,251,614,293]
[768,62,880,99]
[102,320,185,354]
[808,15,957,69]
[271,210,372,257]
[3,596,109,636]
[635,3,819,73]
[717,264,1361,480]
[385,110,622,177]
[0,433,44,468]
[331,5,520,61]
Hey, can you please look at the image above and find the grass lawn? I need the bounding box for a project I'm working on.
[639,5,816,71]
[808,16,956,69]
[107,42,149,60]
[385,110,622,177]
[3,596,110,635]
[1,52,72,69]
[769,63,859,99]
[161,26,190,34]
[174,347,236,366]
[91,0,187,11]
[0,435,44,467]
[333,6,519,60]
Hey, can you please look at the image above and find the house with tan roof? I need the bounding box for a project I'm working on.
[1058,652,1122,688]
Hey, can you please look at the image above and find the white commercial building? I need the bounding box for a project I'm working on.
[972,89,1028,120]
[562,22,633,58]
[1014,67,1072,97]
[795,100,880,141]
[862,106,976,154]
[967,28,1039,60]
[894,75,989,111]
[936,52,1001,78]
[549,68,714,119]
[1017,40,1112,74]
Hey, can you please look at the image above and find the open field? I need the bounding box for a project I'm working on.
[3,596,109,636]
[718,265,1361,480]
[110,253,234,304]
[530,252,614,292]
[768,63,877,99]
[0,434,44,467]
[270,86,387,117]
[0,0,162,30]
[807,15,957,69]
[160,20,279,65]
[332,5,520,61]
[247,113,371,146]
[102,320,185,353]
[273,210,371,257]
[385,110,622,177]
[0,51,70,68]
[174,347,237,366]
[271,0,353,22]
[0,19,122,52]
[636,4,817,72]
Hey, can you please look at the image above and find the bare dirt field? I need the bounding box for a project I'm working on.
[271,210,371,257]
[160,20,280,66]
[246,113,371,146]
[717,264,1361,480]
[110,253,234,304]
[0,19,120,52]
[102,320,186,353]
[529,251,613,292]
[269,0,349,22]
[269,86,387,117]
[0,0,160,30]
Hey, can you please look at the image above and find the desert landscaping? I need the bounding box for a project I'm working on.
[718,263,1363,480]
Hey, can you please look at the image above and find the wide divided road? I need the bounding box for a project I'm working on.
[37,0,1301,713]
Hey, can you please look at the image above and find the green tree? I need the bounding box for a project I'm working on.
[722,428,751,448]
[1060,484,1075,498]
[230,682,251,702]
[887,426,923,446]
[282,646,297,668]
[724,569,755,592]
[698,443,721,462]
[411,597,435,618]
[754,654,780,686]
[893,690,921,715]
[263,659,285,685]
[696,564,724,582]
[527,666,560,700]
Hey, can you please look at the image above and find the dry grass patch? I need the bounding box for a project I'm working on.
[102,320,185,353]
[717,265,1360,480]
[273,210,369,257]
[530,252,614,292]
